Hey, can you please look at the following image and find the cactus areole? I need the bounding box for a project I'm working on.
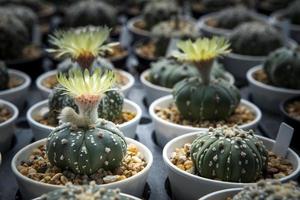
[191,126,268,183]
[46,69,127,175]
[172,37,240,121]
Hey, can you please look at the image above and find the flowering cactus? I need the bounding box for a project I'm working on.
[47,69,127,175]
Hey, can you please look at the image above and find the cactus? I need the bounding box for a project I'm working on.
[98,90,124,122]
[229,22,284,56]
[47,69,127,175]
[233,180,300,199]
[0,9,29,60]
[213,6,260,29]
[148,58,229,88]
[48,86,124,125]
[6,5,38,37]
[286,0,300,25]
[37,182,130,200]
[0,61,9,91]
[258,0,293,13]
[142,0,178,29]
[172,37,240,121]
[64,1,117,28]
[191,126,268,182]
[202,0,255,12]
[263,47,300,89]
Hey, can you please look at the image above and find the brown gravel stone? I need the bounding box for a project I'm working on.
[155,103,255,128]
[286,100,300,121]
[170,143,294,182]
[17,144,147,186]
[253,69,270,85]
[0,105,12,123]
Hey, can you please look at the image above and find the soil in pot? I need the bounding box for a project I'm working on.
[103,45,128,61]
[155,103,255,128]
[0,105,12,124]
[17,144,147,185]
[286,100,300,121]
[170,143,294,181]
[41,71,129,90]
[135,41,159,61]
[35,110,136,127]
[252,68,270,85]
[1,73,24,91]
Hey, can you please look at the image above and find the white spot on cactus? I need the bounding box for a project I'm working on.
[105,147,111,153]
[209,161,213,167]
[61,139,68,144]
[60,155,64,160]
[213,155,218,161]
[100,155,103,160]
[104,161,109,165]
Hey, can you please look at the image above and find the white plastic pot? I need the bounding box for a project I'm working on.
[163,132,300,200]
[140,70,235,105]
[149,95,262,147]
[247,66,300,114]
[27,99,142,140]
[12,138,153,200]
[0,70,31,110]
[36,70,135,99]
[199,188,242,200]
[0,99,19,153]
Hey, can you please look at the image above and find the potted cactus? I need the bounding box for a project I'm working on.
[163,126,300,199]
[0,99,19,153]
[0,9,44,79]
[0,61,31,109]
[221,22,287,85]
[35,182,141,200]
[128,0,197,42]
[31,27,140,139]
[200,180,300,200]
[141,57,235,104]
[149,37,261,147]
[247,47,300,114]
[13,68,152,199]
[36,26,134,99]
[199,6,267,37]
[270,0,300,44]
[256,0,294,15]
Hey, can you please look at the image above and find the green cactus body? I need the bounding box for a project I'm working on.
[143,1,178,29]
[98,90,124,122]
[229,22,283,56]
[173,77,240,121]
[286,1,300,25]
[6,5,38,37]
[191,126,268,182]
[38,182,133,200]
[213,6,260,29]
[0,61,9,91]
[233,180,300,199]
[57,58,114,76]
[0,9,29,60]
[65,1,117,28]
[47,119,127,175]
[264,47,300,89]
[48,87,78,125]
[48,88,124,124]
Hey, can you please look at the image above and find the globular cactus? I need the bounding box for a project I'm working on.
[48,87,124,124]
[258,0,293,13]
[142,0,178,29]
[148,58,229,89]
[213,6,260,29]
[233,180,300,199]
[191,126,268,182]
[263,47,300,89]
[0,9,29,60]
[202,0,255,12]
[0,61,9,91]
[229,22,284,56]
[98,90,124,122]
[64,1,118,28]
[37,182,128,200]
[173,77,240,120]
[286,0,300,25]
[5,5,38,38]
[172,37,240,121]
[47,69,127,175]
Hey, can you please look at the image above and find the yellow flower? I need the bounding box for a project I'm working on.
[57,68,116,98]
[47,26,117,61]
[172,37,231,62]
